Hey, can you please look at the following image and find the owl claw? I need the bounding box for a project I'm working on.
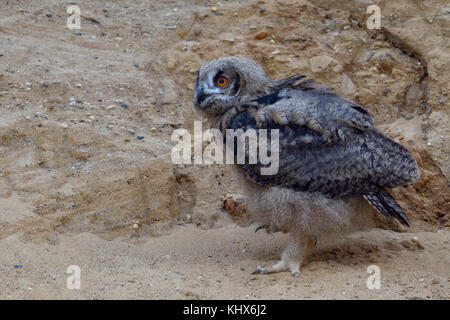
[255,225,268,233]
[251,267,266,275]
[255,224,279,233]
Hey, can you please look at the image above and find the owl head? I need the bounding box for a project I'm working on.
[194,56,271,117]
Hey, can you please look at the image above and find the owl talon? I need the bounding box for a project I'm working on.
[255,225,268,233]
[251,267,266,275]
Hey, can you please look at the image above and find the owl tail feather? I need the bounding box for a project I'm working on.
[363,189,410,226]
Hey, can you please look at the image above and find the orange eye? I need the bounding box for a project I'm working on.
[215,76,228,87]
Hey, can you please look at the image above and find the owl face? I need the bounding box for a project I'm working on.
[193,56,271,117]
[194,62,242,116]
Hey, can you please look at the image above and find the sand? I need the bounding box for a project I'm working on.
[0,224,448,299]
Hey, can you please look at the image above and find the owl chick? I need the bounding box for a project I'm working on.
[193,56,420,277]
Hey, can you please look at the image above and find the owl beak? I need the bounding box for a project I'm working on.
[195,85,208,105]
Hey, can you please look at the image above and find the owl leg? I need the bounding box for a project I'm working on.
[252,233,315,277]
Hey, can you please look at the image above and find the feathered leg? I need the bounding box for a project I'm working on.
[252,233,315,277]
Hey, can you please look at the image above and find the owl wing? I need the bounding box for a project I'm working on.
[223,81,419,225]
[248,77,374,143]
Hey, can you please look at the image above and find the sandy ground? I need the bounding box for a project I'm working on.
[0,0,448,300]
[0,225,448,299]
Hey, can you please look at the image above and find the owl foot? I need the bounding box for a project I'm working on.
[251,233,315,277]
[251,260,301,277]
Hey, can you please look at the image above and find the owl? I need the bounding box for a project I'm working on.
[193,56,420,277]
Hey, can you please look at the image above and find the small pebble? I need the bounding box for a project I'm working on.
[254,31,268,40]
[431,279,440,285]
[327,21,336,30]
[184,214,192,224]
